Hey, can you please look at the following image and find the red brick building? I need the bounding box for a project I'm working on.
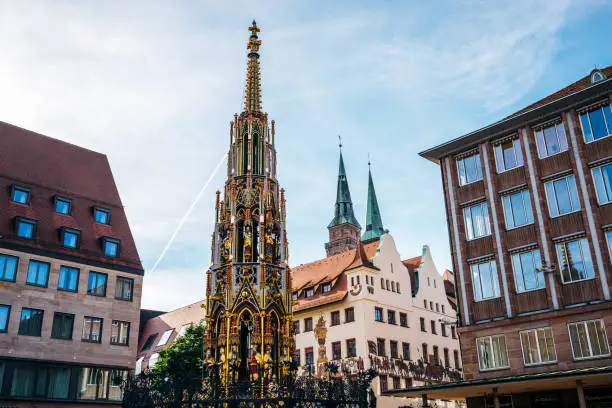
[388,68,612,407]
[0,122,144,406]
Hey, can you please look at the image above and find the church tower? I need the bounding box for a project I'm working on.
[361,163,386,242]
[325,144,361,256]
[204,21,293,391]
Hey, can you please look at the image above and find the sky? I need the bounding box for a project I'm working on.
[1,1,611,311]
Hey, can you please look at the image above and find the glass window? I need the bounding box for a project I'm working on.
[82,316,103,343]
[347,339,357,358]
[399,312,408,327]
[377,338,386,356]
[390,341,398,358]
[18,308,44,336]
[51,312,74,340]
[592,163,612,205]
[87,272,107,297]
[502,190,534,229]
[477,335,509,370]
[545,175,581,217]
[304,287,314,297]
[463,202,491,240]
[148,353,160,369]
[26,260,50,287]
[581,105,612,142]
[54,197,71,215]
[157,329,173,346]
[109,370,127,401]
[457,153,483,185]
[135,357,144,375]
[431,320,437,334]
[10,363,71,399]
[304,318,313,332]
[321,283,331,293]
[102,238,119,257]
[442,324,447,337]
[535,122,568,158]
[511,250,545,293]
[520,327,556,365]
[16,217,36,239]
[332,341,341,360]
[0,253,19,282]
[420,317,426,332]
[58,266,79,292]
[380,376,388,393]
[471,260,501,301]
[77,367,122,400]
[305,348,314,366]
[402,342,410,360]
[345,307,355,323]
[292,320,300,334]
[115,277,133,301]
[374,307,383,322]
[111,320,130,346]
[140,334,157,351]
[177,324,189,339]
[556,238,595,283]
[0,304,10,332]
[495,138,524,172]
[331,311,340,326]
[11,186,30,204]
[94,208,110,224]
[387,310,396,325]
[423,344,429,362]
[61,228,80,249]
[568,319,610,359]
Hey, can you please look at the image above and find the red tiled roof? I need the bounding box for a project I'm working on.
[291,240,380,312]
[402,256,422,291]
[137,299,206,363]
[0,121,142,273]
[506,66,612,118]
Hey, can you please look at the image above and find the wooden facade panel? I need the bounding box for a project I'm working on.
[505,224,538,249]
[515,289,549,315]
[548,212,585,238]
[560,279,600,306]
[455,181,486,204]
[583,136,612,163]
[466,237,494,260]
[496,167,527,191]
[538,151,572,177]
[472,298,505,321]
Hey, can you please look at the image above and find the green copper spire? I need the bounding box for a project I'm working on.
[328,140,361,229]
[362,162,386,242]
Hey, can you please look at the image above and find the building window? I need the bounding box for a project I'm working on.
[87,272,108,297]
[148,353,160,369]
[321,283,332,293]
[94,207,111,224]
[115,277,134,301]
[535,122,568,158]
[10,363,72,399]
[502,190,534,229]
[568,319,610,360]
[494,138,523,173]
[433,346,440,365]
[381,277,385,290]
[102,237,120,257]
[512,249,545,292]
[545,175,581,217]
[420,317,426,332]
[380,376,388,393]
[51,312,75,340]
[15,217,37,239]
[140,334,157,351]
[387,310,396,325]
[390,341,398,359]
[82,316,103,343]
[442,305,445,314]
[457,153,483,186]
[520,327,556,365]
[292,350,300,366]
[451,326,457,339]
[430,320,437,335]
[591,70,606,83]
[26,260,50,287]
[423,299,427,309]
[58,266,79,292]
[0,253,19,282]
[463,202,491,240]
[441,324,447,337]
[435,303,439,312]
[556,237,595,283]
[454,350,461,369]
[331,311,340,326]
[402,342,410,360]
[477,335,509,370]
[0,304,10,332]
[430,301,433,310]
[345,307,355,323]
[593,163,612,205]
[374,307,383,322]
[304,287,314,298]
[157,329,173,346]
[392,376,401,390]
[304,318,313,332]
[471,260,501,301]
[399,312,408,327]
[347,339,357,358]
[377,338,386,356]
[60,227,80,249]
[444,348,450,367]
[397,282,401,293]
[18,308,44,337]
[54,196,72,215]
[580,104,612,143]
[293,320,300,334]
[332,341,341,360]
[111,320,130,346]
[11,185,30,204]
[305,348,314,366]
[422,343,429,363]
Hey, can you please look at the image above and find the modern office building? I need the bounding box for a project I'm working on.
[0,122,144,406]
[390,67,612,407]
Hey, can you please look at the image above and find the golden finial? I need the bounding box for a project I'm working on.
[247,20,261,57]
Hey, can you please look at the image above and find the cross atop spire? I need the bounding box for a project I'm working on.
[243,20,262,114]
[362,161,386,242]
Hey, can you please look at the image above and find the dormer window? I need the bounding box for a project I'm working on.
[94,207,111,225]
[292,293,298,301]
[11,185,30,205]
[102,237,120,257]
[304,287,314,298]
[591,70,606,84]
[321,283,332,293]
[15,217,37,239]
[55,196,72,215]
[60,227,81,249]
